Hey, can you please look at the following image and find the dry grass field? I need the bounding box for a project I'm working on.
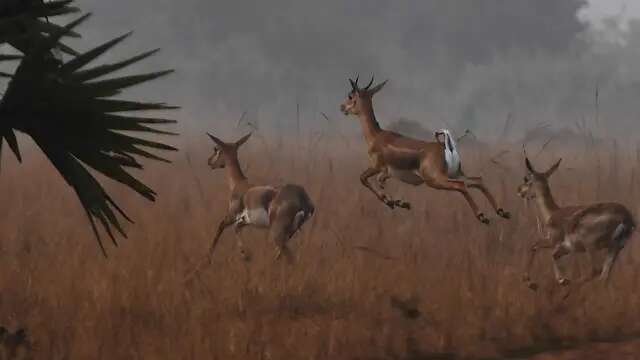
[0,133,639,359]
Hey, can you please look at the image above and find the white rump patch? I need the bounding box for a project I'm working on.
[237,208,270,227]
[436,129,462,178]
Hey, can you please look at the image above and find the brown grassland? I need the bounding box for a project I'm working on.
[0,134,639,359]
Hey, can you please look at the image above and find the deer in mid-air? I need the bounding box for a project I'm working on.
[339,76,510,224]
[205,132,315,263]
[518,157,635,290]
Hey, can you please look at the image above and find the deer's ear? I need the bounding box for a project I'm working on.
[369,80,388,96]
[544,158,562,178]
[525,157,536,174]
[207,132,225,147]
[235,132,252,148]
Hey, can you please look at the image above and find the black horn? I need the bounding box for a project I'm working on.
[365,75,374,90]
[349,78,358,91]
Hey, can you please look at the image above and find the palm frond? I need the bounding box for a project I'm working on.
[0,14,179,256]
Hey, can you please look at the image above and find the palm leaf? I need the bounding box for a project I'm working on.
[0,14,179,256]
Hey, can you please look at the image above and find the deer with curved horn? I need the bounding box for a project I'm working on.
[518,156,635,290]
[340,76,510,224]
[204,132,315,263]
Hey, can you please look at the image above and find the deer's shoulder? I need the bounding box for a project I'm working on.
[547,206,586,229]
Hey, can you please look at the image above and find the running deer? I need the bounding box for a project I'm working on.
[206,132,315,262]
[339,76,510,224]
[518,157,635,289]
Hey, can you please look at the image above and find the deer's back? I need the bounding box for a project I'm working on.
[373,130,443,171]
[553,203,635,250]
[271,184,314,212]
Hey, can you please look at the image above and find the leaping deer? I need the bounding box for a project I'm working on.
[205,132,315,263]
[518,157,635,290]
[339,76,510,224]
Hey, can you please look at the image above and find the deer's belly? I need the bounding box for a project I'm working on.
[237,208,270,227]
[389,168,424,185]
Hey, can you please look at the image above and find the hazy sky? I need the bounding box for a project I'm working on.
[582,0,640,27]
[11,1,640,140]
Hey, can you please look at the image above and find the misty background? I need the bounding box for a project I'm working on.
[5,0,640,141]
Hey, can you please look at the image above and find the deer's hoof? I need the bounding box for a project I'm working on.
[558,278,570,286]
[239,249,252,262]
[497,208,511,219]
[477,213,490,225]
[383,198,398,209]
[522,275,538,290]
[399,201,411,210]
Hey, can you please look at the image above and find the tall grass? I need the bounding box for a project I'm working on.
[0,136,639,359]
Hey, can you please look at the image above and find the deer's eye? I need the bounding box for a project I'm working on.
[348,94,353,100]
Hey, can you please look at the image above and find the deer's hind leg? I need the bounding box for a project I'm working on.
[552,244,571,285]
[269,207,298,264]
[600,246,621,283]
[422,172,489,224]
[233,222,251,261]
[466,179,510,219]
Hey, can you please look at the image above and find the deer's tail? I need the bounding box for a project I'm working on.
[292,206,313,233]
[612,220,635,248]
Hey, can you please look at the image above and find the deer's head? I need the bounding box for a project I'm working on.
[340,75,387,117]
[518,157,561,200]
[206,132,252,170]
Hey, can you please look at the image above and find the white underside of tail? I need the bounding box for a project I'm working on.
[612,223,631,247]
[292,210,307,231]
[437,129,462,178]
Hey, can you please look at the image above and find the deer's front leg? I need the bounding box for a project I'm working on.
[360,167,411,210]
[523,237,555,290]
[376,170,390,190]
[209,214,236,262]
[361,167,396,209]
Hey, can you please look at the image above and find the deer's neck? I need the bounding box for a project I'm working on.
[357,101,382,144]
[225,158,248,192]
[535,183,559,223]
